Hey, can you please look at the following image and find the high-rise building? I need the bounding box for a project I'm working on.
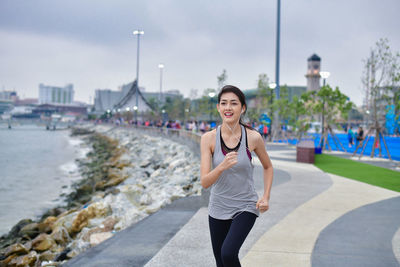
[39,84,74,105]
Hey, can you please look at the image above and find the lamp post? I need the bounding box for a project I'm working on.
[158,63,164,103]
[208,92,216,121]
[133,30,144,123]
[319,71,330,149]
[268,82,276,114]
[273,0,281,140]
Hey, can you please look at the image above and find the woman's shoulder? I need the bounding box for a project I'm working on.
[245,126,261,138]
[201,129,217,142]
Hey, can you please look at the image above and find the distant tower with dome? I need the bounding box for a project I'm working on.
[305,54,321,91]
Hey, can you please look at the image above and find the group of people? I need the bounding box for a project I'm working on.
[347,126,364,147]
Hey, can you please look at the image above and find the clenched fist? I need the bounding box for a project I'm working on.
[220,151,238,171]
[256,198,269,213]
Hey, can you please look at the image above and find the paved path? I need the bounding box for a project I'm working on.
[65,143,400,267]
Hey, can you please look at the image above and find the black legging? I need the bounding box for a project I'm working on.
[209,211,257,267]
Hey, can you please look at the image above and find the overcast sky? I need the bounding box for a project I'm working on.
[0,0,399,106]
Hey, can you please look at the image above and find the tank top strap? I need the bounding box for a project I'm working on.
[215,125,221,155]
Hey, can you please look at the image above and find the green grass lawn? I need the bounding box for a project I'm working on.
[314,154,400,192]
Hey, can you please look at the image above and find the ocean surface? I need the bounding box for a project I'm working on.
[0,124,87,236]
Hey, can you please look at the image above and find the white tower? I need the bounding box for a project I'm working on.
[305,54,321,91]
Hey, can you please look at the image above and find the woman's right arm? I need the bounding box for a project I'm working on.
[200,132,237,189]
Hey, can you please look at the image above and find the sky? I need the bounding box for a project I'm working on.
[0,0,399,106]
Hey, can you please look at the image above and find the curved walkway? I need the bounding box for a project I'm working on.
[312,196,400,267]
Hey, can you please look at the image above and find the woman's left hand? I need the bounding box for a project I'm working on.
[256,198,269,213]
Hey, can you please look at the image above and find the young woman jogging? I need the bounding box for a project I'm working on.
[200,85,274,267]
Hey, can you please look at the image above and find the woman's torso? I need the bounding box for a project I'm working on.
[208,125,259,220]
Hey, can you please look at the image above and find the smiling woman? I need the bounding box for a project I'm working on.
[200,85,274,267]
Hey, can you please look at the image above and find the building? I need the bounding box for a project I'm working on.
[39,83,74,105]
[305,54,321,91]
[94,89,124,113]
[0,90,17,102]
[93,80,183,115]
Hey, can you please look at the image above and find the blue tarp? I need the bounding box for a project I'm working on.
[281,133,400,161]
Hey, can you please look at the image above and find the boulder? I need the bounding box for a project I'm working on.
[31,233,56,251]
[70,203,110,233]
[50,226,71,245]
[19,223,39,238]
[89,232,113,246]
[3,243,29,257]
[39,216,57,233]
[9,219,33,238]
[8,250,38,266]
[39,250,57,262]
[1,253,18,265]
[101,216,118,232]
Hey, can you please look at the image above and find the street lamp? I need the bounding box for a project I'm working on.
[319,71,330,149]
[158,63,164,103]
[208,92,216,121]
[320,71,330,87]
[133,29,144,123]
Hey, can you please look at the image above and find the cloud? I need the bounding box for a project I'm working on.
[0,0,399,106]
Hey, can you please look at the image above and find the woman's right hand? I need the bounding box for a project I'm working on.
[219,151,238,171]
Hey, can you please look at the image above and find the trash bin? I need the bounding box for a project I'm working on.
[315,147,322,154]
[296,140,315,163]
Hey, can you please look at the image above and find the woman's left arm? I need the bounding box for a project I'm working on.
[252,132,273,213]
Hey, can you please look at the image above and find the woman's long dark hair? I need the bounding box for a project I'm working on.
[218,85,254,130]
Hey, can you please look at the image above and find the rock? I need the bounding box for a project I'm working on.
[66,239,90,258]
[54,247,70,262]
[8,250,38,266]
[52,211,78,235]
[1,253,18,265]
[38,216,57,233]
[50,226,71,245]
[70,203,111,233]
[168,158,186,171]
[104,176,125,188]
[105,187,120,195]
[101,216,118,232]
[19,223,39,238]
[139,160,151,168]
[3,243,29,257]
[8,219,33,238]
[115,160,131,169]
[39,250,57,262]
[139,193,152,205]
[31,233,56,251]
[150,169,162,178]
[89,232,113,246]
[77,227,103,242]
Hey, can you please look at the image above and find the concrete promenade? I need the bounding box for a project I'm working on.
[65,143,400,267]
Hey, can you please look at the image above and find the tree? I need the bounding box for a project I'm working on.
[272,85,291,140]
[287,94,310,141]
[217,69,227,91]
[255,73,275,118]
[359,38,400,159]
[307,85,353,151]
[198,88,218,121]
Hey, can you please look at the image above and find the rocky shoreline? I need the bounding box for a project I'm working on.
[0,124,201,266]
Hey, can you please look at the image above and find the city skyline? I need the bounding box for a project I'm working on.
[0,0,399,106]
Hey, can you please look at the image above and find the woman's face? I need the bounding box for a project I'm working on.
[217,92,245,123]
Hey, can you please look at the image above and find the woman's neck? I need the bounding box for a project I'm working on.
[221,121,241,136]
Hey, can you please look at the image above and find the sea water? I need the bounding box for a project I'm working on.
[0,124,86,236]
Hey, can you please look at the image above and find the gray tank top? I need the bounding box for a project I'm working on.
[208,125,259,220]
